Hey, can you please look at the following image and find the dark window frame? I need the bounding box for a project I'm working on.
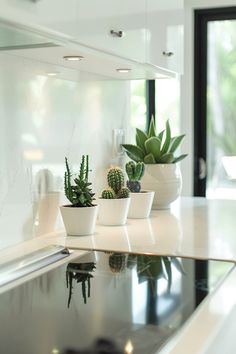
[194,6,236,196]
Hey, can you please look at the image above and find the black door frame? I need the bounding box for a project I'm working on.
[194,6,236,196]
[146,80,156,131]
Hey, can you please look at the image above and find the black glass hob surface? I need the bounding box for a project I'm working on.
[0,251,234,354]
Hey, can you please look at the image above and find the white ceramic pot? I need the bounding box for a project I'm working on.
[142,164,182,209]
[98,198,130,226]
[60,205,98,236]
[128,191,155,219]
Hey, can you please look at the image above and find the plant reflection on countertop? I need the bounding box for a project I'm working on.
[127,254,185,293]
[66,262,96,308]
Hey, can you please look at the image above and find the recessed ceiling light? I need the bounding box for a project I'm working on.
[47,72,59,76]
[63,55,84,61]
[116,68,131,73]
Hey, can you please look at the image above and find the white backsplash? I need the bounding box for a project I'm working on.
[0,53,132,250]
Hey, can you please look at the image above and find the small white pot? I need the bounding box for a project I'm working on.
[60,205,98,236]
[128,191,155,219]
[142,164,182,209]
[98,198,130,226]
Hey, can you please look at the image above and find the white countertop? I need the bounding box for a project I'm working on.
[1,197,236,354]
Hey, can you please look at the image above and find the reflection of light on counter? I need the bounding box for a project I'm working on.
[125,340,134,354]
[51,348,60,354]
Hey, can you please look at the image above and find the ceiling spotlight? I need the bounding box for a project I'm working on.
[47,72,59,76]
[116,68,131,73]
[63,55,84,61]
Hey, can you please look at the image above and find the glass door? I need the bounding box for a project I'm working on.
[194,8,236,199]
[207,19,236,199]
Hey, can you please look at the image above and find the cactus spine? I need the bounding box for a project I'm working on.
[125,161,145,193]
[101,167,130,199]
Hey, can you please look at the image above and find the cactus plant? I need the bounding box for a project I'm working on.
[126,161,145,193]
[117,187,130,199]
[122,117,187,164]
[101,167,130,199]
[107,168,124,194]
[64,155,95,207]
[101,189,115,199]
[109,253,127,273]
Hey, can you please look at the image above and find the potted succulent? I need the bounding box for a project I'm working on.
[122,118,187,209]
[98,167,130,226]
[60,155,98,236]
[125,161,154,219]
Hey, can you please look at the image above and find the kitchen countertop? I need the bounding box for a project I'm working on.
[1,196,236,354]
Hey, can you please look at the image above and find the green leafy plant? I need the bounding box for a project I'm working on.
[101,167,130,199]
[125,161,145,192]
[64,155,95,207]
[122,117,187,164]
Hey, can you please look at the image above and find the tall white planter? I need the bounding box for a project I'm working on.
[60,205,98,236]
[98,198,130,226]
[128,191,154,219]
[142,164,182,209]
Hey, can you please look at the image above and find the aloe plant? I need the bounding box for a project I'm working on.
[127,254,185,293]
[122,117,187,164]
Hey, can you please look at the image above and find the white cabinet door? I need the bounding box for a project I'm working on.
[75,0,147,62]
[0,0,78,38]
[147,0,184,74]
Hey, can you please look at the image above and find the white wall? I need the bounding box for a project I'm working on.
[0,52,132,251]
[181,0,236,196]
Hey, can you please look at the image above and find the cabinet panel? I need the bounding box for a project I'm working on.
[0,0,146,63]
[147,0,184,74]
[0,0,78,37]
[75,0,147,62]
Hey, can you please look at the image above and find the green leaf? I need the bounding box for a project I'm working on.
[136,128,148,153]
[157,130,165,143]
[126,151,142,163]
[145,137,161,161]
[122,144,144,161]
[159,152,174,163]
[161,120,171,155]
[148,116,156,138]
[144,153,156,164]
[173,154,188,163]
[169,134,185,153]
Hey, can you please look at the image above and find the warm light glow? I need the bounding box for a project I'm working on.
[116,68,131,73]
[124,340,134,354]
[63,55,84,61]
[47,72,60,76]
[23,149,44,161]
[51,349,60,354]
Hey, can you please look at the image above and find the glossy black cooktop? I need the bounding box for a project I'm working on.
[0,251,234,354]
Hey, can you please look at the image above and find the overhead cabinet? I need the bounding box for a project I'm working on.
[0,0,184,77]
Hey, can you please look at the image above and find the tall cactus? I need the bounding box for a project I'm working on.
[107,168,124,194]
[125,161,145,193]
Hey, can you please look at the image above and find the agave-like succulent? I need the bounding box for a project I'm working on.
[122,118,187,164]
